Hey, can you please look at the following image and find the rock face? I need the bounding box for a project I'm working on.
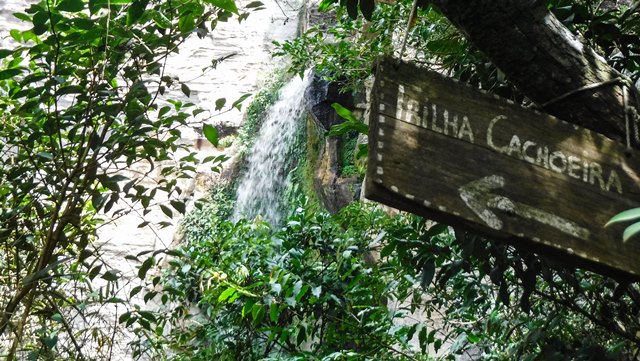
[305,73,355,129]
[304,74,361,212]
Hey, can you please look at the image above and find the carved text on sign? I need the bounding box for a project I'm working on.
[366,59,640,278]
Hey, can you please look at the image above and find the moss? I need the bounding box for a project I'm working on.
[337,130,366,180]
[281,115,323,213]
[236,68,289,155]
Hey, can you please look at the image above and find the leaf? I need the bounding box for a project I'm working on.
[346,0,358,19]
[138,257,154,279]
[380,241,396,258]
[0,68,24,80]
[420,260,436,290]
[359,0,374,21]
[327,120,368,136]
[215,97,226,110]
[623,221,640,243]
[219,287,237,303]
[36,151,54,160]
[467,333,481,343]
[130,286,143,298]
[181,83,191,97]
[152,11,172,28]
[605,207,640,227]
[127,0,148,26]
[58,0,84,11]
[269,303,279,322]
[0,49,13,59]
[331,102,358,122]
[318,0,335,11]
[202,124,219,147]
[159,204,173,218]
[43,335,58,349]
[356,143,368,159]
[232,93,251,110]
[424,223,449,238]
[170,200,186,214]
[245,1,263,8]
[206,0,239,14]
[101,269,120,282]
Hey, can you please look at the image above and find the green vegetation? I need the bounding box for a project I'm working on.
[136,196,638,360]
[130,198,435,360]
[237,70,289,154]
[0,0,247,358]
[2,0,640,359]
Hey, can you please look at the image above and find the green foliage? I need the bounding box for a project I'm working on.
[0,0,252,358]
[236,70,288,153]
[131,199,437,360]
[136,196,640,360]
[272,0,640,358]
[327,103,368,137]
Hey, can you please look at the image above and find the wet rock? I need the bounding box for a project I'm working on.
[305,73,355,130]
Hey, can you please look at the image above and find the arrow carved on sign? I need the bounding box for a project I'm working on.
[459,175,591,241]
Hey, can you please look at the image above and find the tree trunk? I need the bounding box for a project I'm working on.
[429,0,637,148]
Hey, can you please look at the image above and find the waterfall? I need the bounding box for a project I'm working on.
[233,73,311,225]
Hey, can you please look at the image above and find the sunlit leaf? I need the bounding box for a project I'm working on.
[206,0,239,14]
[623,221,640,243]
[203,124,219,146]
[57,0,84,12]
[605,207,640,227]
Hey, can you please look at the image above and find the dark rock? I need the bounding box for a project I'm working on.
[313,136,357,213]
[305,72,354,131]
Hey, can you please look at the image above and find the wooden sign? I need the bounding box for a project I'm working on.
[365,59,640,279]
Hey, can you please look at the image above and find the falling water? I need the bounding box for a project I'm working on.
[233,73,311,225]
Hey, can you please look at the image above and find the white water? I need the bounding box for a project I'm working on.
[233,74,311,225]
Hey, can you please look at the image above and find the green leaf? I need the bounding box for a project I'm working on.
[420,260,435,290]
[327,120,368,136]
[9,29,21,42]
[152,11,171,28]
[467,333,481,343]
[605,207,640,227]
[232,93,251,110]
[160,204,173,218]
[215,97,226,110]
[359,0,374,21]
[245,1,264,8]
[318,0,335,11]
[43,335,58,349]
[57,0,85,12]
[424,223,449,238]
[206,0,239,14]
[0,49,13,59]
[356,143,368,159]
[36,151,54,160]
[101,269,120,282]
[0,68,24,80]
[170,200,186,214]
[269,303,279,322]
[178,13,196,33]
[202,124,219,147]
[138,257,154,279]
[181,83,191,97]
[623,221,640,243]
[127,0,148,26]
[331,102,358,122]
[219,287,237,303]
[346,0,358,19]
[379,241,396,258]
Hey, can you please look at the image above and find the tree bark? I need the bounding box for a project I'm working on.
[429,0,636,148]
